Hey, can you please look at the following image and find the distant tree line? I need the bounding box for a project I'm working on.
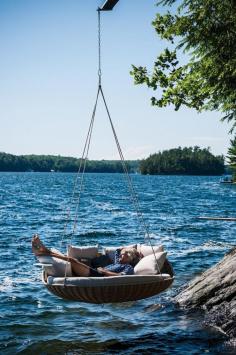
[140,147,224,175]
[0,153,139,173]
[0,148,225,175]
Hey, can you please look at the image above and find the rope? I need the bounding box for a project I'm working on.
[62,88,100,280]
[62,6,162,277]
[61,86,99,250]
[100,86,162,275]
[71,88,99,238]
[100,86,149,238]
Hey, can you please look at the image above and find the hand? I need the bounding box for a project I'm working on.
[97,267,105,274]
[97,267,120,277]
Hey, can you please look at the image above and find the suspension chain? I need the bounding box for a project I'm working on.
[98,9,102,86]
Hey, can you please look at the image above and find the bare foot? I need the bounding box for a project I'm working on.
[32,234,51,256]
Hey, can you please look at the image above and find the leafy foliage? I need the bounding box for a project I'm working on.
[227,136,236,181]
[131,0,236,131]
[0,153,139,173]
[140,146,224,175]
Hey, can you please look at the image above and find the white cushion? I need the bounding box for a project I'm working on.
[134,252,167,275]
[46,273,172,286]
[36,247,63,264]
[137,244,164,257]
[37,249,72,277]
[67,245,98,259]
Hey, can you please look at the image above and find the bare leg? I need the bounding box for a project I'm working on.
[32,234,90,277]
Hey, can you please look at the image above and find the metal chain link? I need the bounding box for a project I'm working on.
[98,10,102,86]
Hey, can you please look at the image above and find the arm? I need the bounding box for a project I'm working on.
[97,267,121,277]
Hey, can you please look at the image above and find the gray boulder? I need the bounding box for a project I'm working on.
[175,248,236,338]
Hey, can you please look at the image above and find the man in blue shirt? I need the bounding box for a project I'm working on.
[32,235,140,277]
[96,248,140,276]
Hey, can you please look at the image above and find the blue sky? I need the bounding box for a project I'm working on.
[0,0,231,160]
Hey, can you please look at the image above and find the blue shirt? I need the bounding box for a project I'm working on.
[105,249,134,275]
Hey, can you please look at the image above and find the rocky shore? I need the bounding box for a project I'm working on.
[175,247,236,338]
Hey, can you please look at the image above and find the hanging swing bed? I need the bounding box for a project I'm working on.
[36,0,174,304]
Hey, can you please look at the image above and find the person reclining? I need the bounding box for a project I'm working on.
[32,235,141,277]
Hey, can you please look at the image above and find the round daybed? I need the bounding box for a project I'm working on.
[42,259,174,303]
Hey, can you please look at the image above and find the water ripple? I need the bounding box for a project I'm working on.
[0,173,235,354]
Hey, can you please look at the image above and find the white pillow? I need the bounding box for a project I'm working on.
[67,245,98,259]
[49,257,72,277]
[37,249,72,277]
[137,244,164,257]
[134,251,167,275]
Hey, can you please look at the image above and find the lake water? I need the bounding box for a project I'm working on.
[0,172,235,354]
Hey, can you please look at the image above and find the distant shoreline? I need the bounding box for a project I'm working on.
[0,152,140,174]
[0,151,229,175]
